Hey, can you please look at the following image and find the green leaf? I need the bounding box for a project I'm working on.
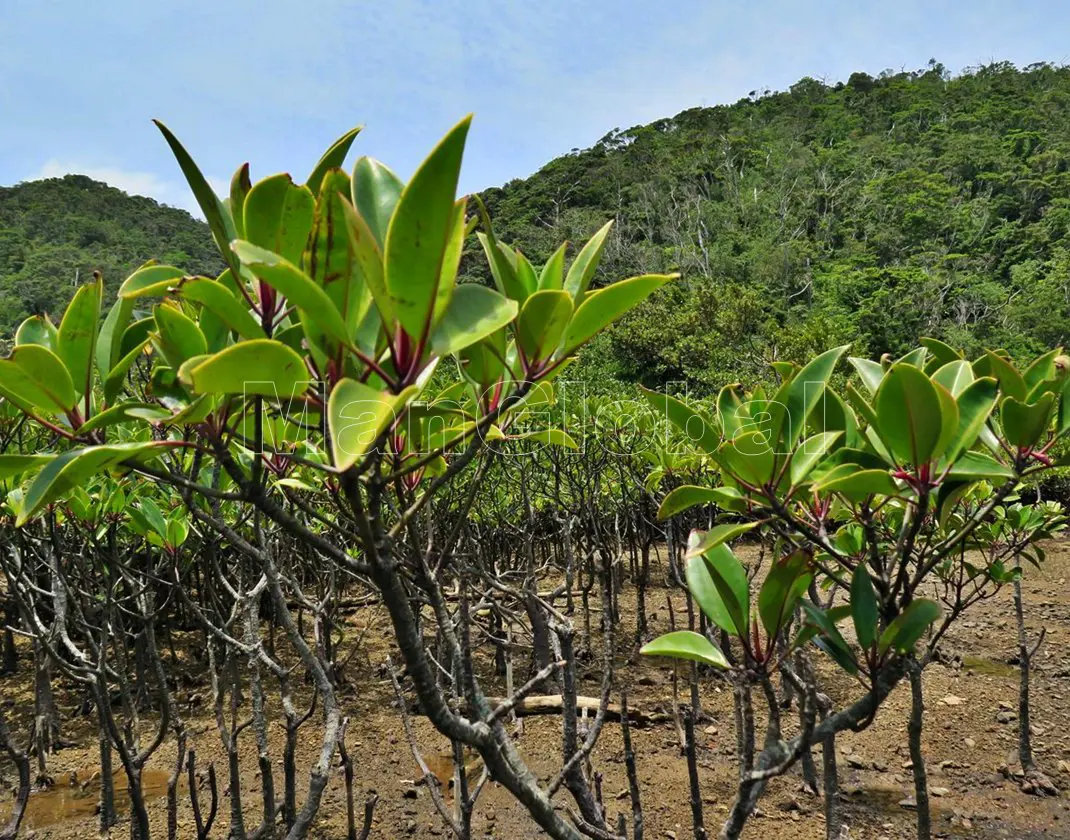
[184,340,310,397]
[767,345,849,454]
[6,346,76,413]
[875,363,945,465]
[948,376,999,460]
[716,384,750,440]
[946,451,1015,481]
[564,221,613,303]
[758,550,813,640]
[517,290,573,363]
[15,315,58,350]
[244,173,315,266]
[932,360,974,397]
[430,284,518,358]
[307,126,362,196]
[982,351,1027,402]
[717,431,775,487]
[154,120,240,276]
[1001,392,1055,449]
[119,264,186,299]
[229,163,251,239]
[920,337,962,369]
[878,599,941,655]
[231,241,350,346]
[685,541,750,636]
[384,116,471,339]
[73,402,170,436]
[497,428,578,449]
[0,454,55,480]
[18,442,166,526]
[849,356,885,396]
[789,431,843,485]
[328,378,416,471]
[658,485,745,520]
[57,275,103,398]
[154,304,207,370]
[96,296,135,378]
[104,339,150,404]
[641,388,721,456]
[562,274,676,355]
[639,630,729,669]
[800,602,858,674]
[850,565,879,650]
[351,157,404,248]
[686,523,760,558]
[538,242,567,291]
[815,465,899,501]
[173,277,265,340]
[476,232,529,304]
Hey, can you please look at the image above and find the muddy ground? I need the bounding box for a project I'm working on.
[4,541,1070,839]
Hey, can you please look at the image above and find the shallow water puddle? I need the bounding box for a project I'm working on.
[3,767,171,829]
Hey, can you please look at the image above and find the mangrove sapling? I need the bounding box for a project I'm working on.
[642,343,1070,840]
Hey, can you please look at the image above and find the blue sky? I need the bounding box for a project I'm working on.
[1,1,1067,216]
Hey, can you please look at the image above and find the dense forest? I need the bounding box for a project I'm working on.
[479,60,1070,389]
[5,61,1070,389]
[0,175,222,335]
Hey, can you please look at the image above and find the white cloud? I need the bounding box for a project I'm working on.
[28,160,226,220]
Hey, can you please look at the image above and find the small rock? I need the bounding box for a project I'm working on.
[941,695,965,706]
[964,738,976,748]
[997,711,1018,724]
[846,756,867,769]
[931,787,950,797]
[703,725,718,735]
[899,797,917,809]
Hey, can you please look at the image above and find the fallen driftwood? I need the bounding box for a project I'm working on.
[481,695,669,725]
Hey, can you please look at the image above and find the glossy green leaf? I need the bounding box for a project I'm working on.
[307,126,362,196]
[948,376,998,460]
[982,351,1027,402]
[0,454,55,480]
[517,290,573,363]
[658,485,746,520]
[765,345,849,455]
[850,565,879,650]
[875,363,944,465]
[430,284,518,358]
[878,599,941,655]
[232,240,350,346]
[815,465,899,501]
[686,522,760,558]
[539,242,567,291]
[328,378,415,471]
[717,430,775,487]
[563,273,676,355]
[244,173,315,266]
[932,360,974,397]
[119,264,186,299]
[384,116,471,339]
[154,121,240,276]
[173,277,265,340]
[57,275,102,398]
[789,431,843,485]
[351,157,404,248]
[641,388,721,456]
[564,221,613,303]
[7,346,76,412]
[1001,392,1054,449]
[184,340,310,397]
[639,630,729,669]
[757,550,813,639]
[154,304,207,370]
[18,442,166,526]
[16,315,58,350]
[685,540,750,636]
[95,296,135,377]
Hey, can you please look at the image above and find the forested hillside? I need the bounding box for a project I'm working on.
[5,62,1070,391]
[479,60,1070,390]
[0,175,222,336]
